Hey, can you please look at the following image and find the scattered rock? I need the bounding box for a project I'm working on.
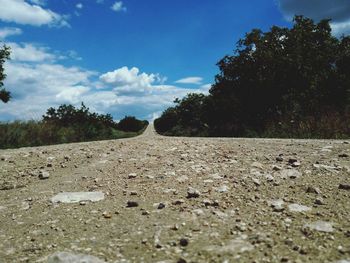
[0,182,25,191]
[303,221,334,233]
[128,173,137,179]
[202,199,219,207]
[127,201,139,208]
[280,169,302,179]
[291,162,301,167]
[306,186,321,194]
[270,199,285,212]
[179,238,189,247]
[172,199,185,205]
[47,251,105,263]
[187,187,200,198]
[265,174,274,181]
[251,162,264,169]
[276,156,284,162]
[102,211,112,219]
[288,204,311,213]
[313,164,339,171]
[339,184,350,191]
[216,185,229,193]
[204,238,254,254]
[39,171,50,180]
[51,192,105,204]
[252,178,261,186]
[339,153,349,158]
[288,158,298,164]
[315,198,325,205]
[272,165,282,171]
[158,203,166,209]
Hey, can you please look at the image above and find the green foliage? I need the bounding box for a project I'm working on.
[154,93,209,136]
[155,16,350,138]
[0,45,11,103]
[0,103,148,149]
[117,116,149,132]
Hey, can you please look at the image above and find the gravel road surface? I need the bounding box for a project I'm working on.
[0,125,349,262]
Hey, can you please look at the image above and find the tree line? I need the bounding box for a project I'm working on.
[155,16,350,138]
[0,103,148,149]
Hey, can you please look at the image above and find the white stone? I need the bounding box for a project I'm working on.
[251,162,264,169]
[216,185,229,193]
[288,204,311,213]
[210,173,222,179]
[269,199,285,212]
[204,239,254,254]
[51,192,105,204]
[128,173,137,179]
[279,169,302,179]
[47,251,105,263]
[203,179,214,183]
[176,175,189,182]
[304,221,334,233]
[313,164,339,171]
[39,171,50,180]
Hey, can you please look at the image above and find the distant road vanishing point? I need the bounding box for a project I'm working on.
[0,124,349,262]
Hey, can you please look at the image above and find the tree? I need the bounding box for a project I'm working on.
[117,116,148,132]
[0,45,11,103]
[155,16,350,138]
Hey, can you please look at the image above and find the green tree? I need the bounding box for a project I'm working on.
[117,116,148,132]
[0,45,11,103]
[155,16,350,138]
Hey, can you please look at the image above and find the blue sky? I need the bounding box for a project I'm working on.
[0,0,349,121]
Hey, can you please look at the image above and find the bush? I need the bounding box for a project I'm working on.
[118,116,148,132]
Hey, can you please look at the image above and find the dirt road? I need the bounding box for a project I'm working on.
[0,125,349,262]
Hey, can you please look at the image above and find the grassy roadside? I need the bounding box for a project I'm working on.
[0,121,147,149]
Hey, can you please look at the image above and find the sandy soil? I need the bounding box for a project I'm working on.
[0,125,349,263]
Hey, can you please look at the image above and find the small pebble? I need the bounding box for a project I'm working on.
[179,238,189,247]
[127,201,139,207]
[339,184,350,190]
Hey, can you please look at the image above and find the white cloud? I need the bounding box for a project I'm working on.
[1,62,208,121]
[96,0,104,3]
[175,77,203,85]
[331,20,350,37]
[7,42,56,62]
[100,67,157,90]
[0,27,22,39]
[201,83,212,91]
[28,0,46,5]
[1,38,206,122]
[1,61,97,120]
[111,1,127,12]
[0,0,69,27]
[76,3,83,9]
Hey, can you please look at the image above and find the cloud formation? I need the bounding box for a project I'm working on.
[7,42,56,62]
[100,67,156,88]
[175,77,203,85]
[277,0,350,36]
[1,45,208,121]
[0,0,68,27]
[0,27,22,39]
[111,1,127,12]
